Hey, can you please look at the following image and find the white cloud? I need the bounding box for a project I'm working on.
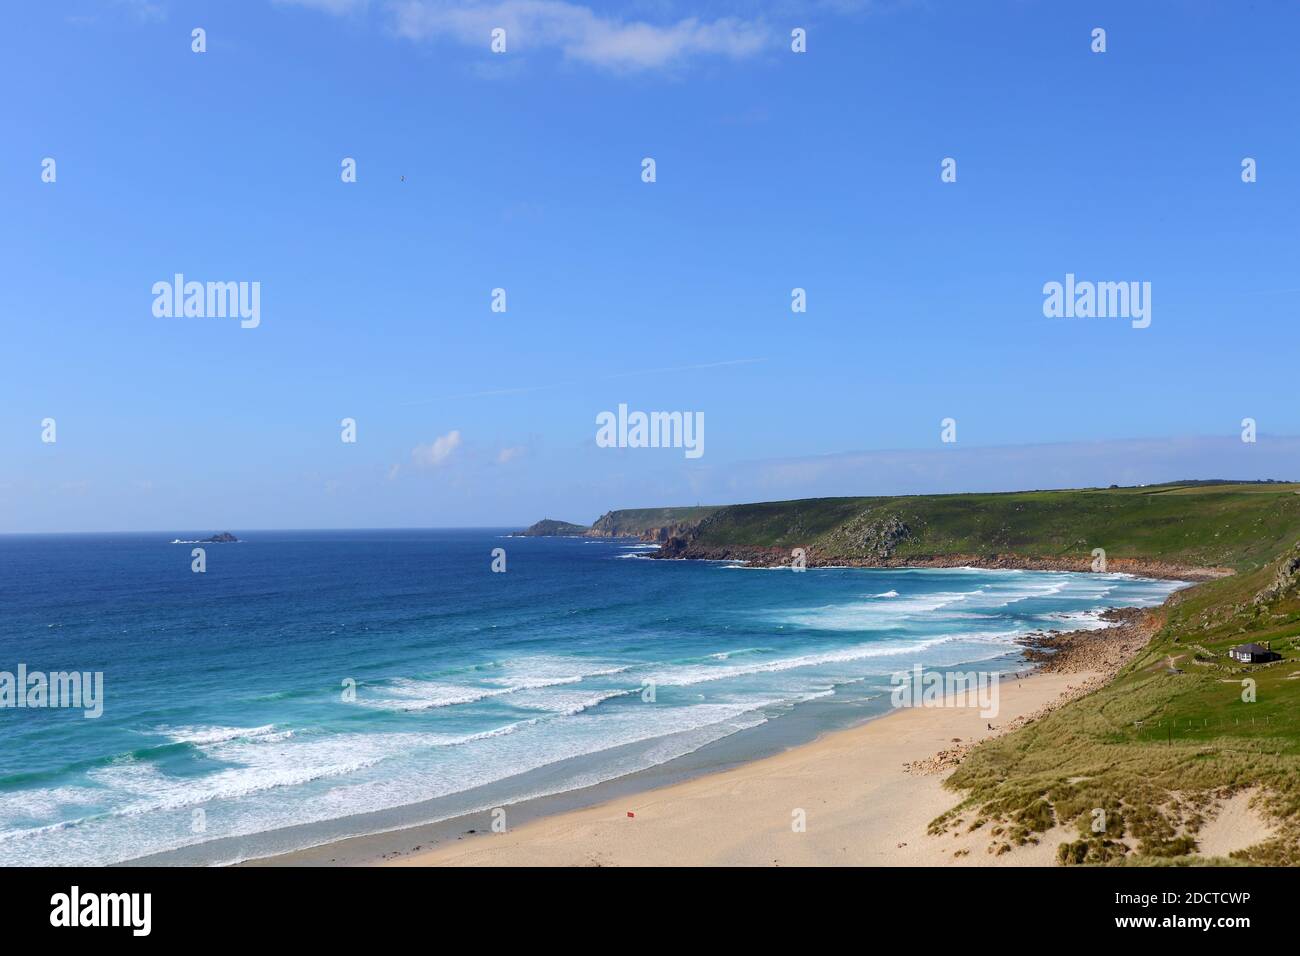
[411,429,463,468]
[496,445,525,464]
[387,1,770,70]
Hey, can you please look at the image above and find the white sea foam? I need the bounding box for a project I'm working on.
[160,725,281,746]
[772,590,972,629]
[642,637,960,688]
[357,658,632,711]
[503,688,631,716]
[356,681,515,712]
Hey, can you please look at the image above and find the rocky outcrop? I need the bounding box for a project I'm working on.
[512,519,589,537]
[1017,607,1156,673]
[201,532,238,543]
[823,512,914,559]
[1254,542,1300,605]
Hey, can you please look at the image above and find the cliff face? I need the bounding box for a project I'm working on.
[586,507,720,541]
[586,512,625,537]
[513,508,718,541]
[588,519,704,543]
[625,522,702,543]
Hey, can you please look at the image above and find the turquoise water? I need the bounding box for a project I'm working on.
[0,530,1184,865]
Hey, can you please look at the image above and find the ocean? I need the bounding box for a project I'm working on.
[0,530,1184,866]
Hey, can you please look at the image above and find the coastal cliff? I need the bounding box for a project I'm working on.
[586,506,720,541]
[644,483,1300,580]
[514,506,721,542]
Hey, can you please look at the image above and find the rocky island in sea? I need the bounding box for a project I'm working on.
[510,519,589,537]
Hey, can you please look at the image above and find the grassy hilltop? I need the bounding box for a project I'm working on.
[647,481,1300,864]
[671,482,1300,573]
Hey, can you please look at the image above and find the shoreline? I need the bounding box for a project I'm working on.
[245,668,1061,868]
[649,546,1231,582]
[251,597,1178,867]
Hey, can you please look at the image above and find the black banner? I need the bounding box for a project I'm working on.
[0,865,1277,942]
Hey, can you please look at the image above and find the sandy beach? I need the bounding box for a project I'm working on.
[382,669,1087,867]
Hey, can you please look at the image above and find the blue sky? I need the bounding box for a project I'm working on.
[3,0,1298,532]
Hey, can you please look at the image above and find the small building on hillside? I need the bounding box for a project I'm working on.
[1229,642,1282,664]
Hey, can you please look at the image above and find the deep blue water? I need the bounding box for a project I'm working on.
[0,530,1183,865]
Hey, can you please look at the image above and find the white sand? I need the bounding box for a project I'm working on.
[1196,788,1277,859]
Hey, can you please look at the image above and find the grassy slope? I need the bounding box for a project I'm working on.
[681,483,1300,863]
[689,483,1300,570]
[941,552,1300,865]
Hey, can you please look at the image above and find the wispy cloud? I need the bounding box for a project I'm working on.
[388,429,460,478]
[387,1,771,70]
[411,429,463,468]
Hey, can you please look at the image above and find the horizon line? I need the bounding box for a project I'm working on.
[5,477,1297,537]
